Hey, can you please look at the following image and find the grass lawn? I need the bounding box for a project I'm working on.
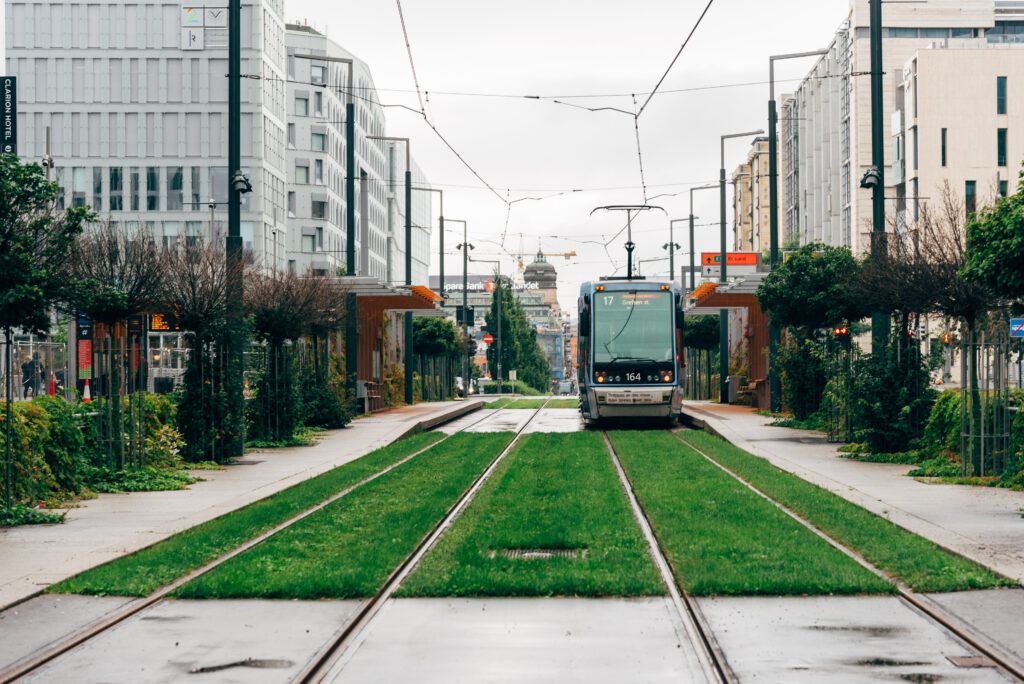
[49,432,445,597]
[679,430,1014,593]
[485,398,513,409]
[398,432,664,597]
[172,432,513,599]
[610,431,894,596]
[504,398,548,409]
[545,398,580,409]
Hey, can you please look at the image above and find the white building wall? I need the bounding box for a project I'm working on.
[4,0,286,262]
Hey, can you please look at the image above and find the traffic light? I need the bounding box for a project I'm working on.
[942,332,950,344]
[832,326,849,337]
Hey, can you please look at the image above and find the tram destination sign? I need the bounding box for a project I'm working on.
[700,252,759,278]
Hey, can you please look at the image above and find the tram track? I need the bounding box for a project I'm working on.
[294,399,551,683]
[601,430,736,684]
[674,428,1024,683]
[0,405,502,684]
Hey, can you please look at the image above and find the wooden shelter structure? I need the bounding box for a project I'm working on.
[686,273,770,408]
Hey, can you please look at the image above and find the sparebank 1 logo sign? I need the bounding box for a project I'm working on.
[1,77,15,156]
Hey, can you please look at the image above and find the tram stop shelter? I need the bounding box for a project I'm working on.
[686,273,770,408]
[335,277,444,412]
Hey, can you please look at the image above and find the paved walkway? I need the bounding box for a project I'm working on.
[0,400,483,610]
[681,402,1024,584]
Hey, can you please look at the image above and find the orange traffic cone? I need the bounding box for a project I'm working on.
[82,379,91,403]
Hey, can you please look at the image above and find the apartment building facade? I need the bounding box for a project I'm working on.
[731,137,773,253]
[780,0,1024,252]
[4,4,433,284]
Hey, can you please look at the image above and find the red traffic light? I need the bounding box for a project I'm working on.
[942,333,950,344]
[833,327,849,336]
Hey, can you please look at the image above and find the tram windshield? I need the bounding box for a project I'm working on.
[593,290,673,364]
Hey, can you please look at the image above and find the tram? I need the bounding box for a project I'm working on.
[577,278,684,423]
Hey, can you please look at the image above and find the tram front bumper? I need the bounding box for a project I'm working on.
[590,387,674,417]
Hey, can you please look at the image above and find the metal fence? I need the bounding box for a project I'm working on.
[960,334,1012,477]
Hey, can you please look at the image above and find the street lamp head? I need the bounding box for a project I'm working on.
[41,154,54,169]
[231,170,252,194]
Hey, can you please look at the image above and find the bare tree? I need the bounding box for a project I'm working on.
[163,239,248,461]
[71,221,166,469]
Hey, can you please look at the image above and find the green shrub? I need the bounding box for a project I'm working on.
[919,389,961,456]
[0,504,66,526]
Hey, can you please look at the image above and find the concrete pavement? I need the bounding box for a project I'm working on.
[680,401,1024,584]
[0,399,483,611]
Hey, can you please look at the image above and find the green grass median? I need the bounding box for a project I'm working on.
[398,432,664,597]
[610,431,894,596]
[49,431,445,597]
[500,398,548,409]
[545,399,579,409]
[679,430,1013,593]
[172,432,513,599]
[485,398,513,409]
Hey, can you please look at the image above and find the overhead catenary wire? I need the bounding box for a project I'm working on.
[636,0,717,116]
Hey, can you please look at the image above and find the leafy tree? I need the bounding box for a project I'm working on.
[414,317,459,357]
[963,166,1024,302]
[756,243,864,418]
[0,155,93,508]
[484,281,551,392]
[756,243,866,333]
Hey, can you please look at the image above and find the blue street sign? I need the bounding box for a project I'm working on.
[1011,319,1024,338]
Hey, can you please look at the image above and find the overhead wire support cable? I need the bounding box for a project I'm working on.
[632,94,648,203]
[637,0,717,117]
[395,0,427,116]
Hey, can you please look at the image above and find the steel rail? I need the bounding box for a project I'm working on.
[296,399,552,682]
[674,430,1024,683]
[601,431,735,684]
[0,406,495,684]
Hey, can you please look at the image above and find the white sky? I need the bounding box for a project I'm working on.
[284,0,853,312]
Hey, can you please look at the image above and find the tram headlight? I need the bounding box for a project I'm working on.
[615,375,621,383]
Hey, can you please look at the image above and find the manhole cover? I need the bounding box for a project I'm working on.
[490,549,587,560]
[947,655,996,668]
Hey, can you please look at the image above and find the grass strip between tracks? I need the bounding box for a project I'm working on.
[679,430,1013,593]
[48,432,445,597]
[485,398,513,409]
[503,398,550,409]
[398,432,665,597]
[172,432,514,599]
[545,399,580,409]
[610,431,895,596]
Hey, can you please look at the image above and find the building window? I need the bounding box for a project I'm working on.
[147,167,160,210]
[311,133,325,151]
[295,97,308,116]
[166,167,184,210]
[314,159,323,184]
[1000,180,1009,197]
[295,165,309,184]
[109,168,123,211]
[191,167,202,209]
[965,180,977,218]
[888,28,918,38]
[941,128,947,167]
[287,191,296,217]
[301,234,315,252]
[311,200,326,218]
[92,168,103,211]
[316,226,323,250]
[311,65,325,85]
[997,76,1007,114]
[287,123,295,148]
[130,167,140,211]
[998,128,1008,166]
[313,91,322,115]
[162,221,179,250]
[186,221,202,246]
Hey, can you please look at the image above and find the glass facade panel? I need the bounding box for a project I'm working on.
[130,167,140,211]
[147,167,160,210]
[965,180,976,218]
[109,167,123,211]
[311,133,325,151]
[92,167,103,211]
[998,128,1007,167]
[941,128,947,167]
[295,97,308,116]
[997,76,1007,115]
[166,167,184,210]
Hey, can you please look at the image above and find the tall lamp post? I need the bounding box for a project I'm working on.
[768,49,827,414]
[686,184,719,292]
[666,219,686,285]
[368,136,414,405]
[867,0,888,356]
[452,220,472,395]
[720,130,764,404]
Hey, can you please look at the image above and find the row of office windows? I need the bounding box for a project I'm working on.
[940,127,1010,167]
[965,179,1013,218]
[58,166,250,213]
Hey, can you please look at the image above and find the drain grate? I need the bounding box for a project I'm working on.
[947,655,996,668]
[490,548,587,560]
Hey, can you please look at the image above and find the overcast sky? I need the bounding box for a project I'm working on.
[285,0,853,312]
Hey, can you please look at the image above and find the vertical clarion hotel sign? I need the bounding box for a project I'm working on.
[1,76,15,156]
